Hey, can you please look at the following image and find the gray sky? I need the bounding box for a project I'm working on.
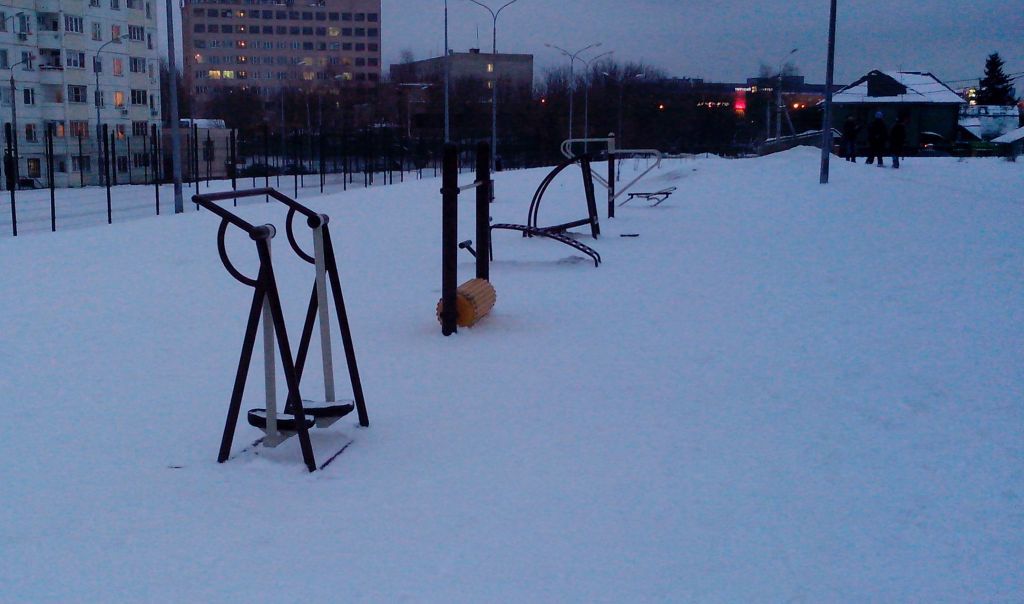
[381,0,1023,87]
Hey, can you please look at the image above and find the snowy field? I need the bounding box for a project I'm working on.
[1,148,1021,602]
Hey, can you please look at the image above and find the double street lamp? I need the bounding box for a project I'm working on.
[545,41,601,143]
[464,0,521,175]
[577,49,613,151]
[601,70,645,148]
[772,47,798,139]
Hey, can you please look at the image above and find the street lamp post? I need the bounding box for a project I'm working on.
[465,0,522,176]
[94,35,128,186]
[774,48,798,139]
[577,50,613,152]
[8,53,34,191]
[545,42,601,143]
[4,13,25,187]
[397,83,431,138]
[602,70,644,148]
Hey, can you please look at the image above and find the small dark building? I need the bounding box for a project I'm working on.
[832,70,965,152]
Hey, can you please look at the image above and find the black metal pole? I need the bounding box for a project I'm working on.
[319,129,325,194]
[192,124,199,191]
[205,130,211,187]
[142,131,149,185]
[292,130,298,198]
[441,143,459,336]
[608,151,616,218]
[126,135,133,185]
[820,0,838,184]
[110,131,118,186]
[78,134,85,187]
[5,124,16,236]
[152,124,160,215]
[46,126,56,232]
[230,128,237,205]
[475,141,490,281]
[262,123,270,196]
[103,124,112,223]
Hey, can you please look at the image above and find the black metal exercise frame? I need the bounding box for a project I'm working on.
[440,142,491,336]
[194,187,369,472]
[526,154,601,238]
[487,154,603,268]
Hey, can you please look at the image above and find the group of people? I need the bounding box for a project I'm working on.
[842,112,908,169]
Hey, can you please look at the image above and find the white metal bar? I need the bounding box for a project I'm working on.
[312,224,335,403]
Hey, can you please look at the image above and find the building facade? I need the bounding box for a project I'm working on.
[182,0,382,115]
[0,1,162,187]
[390,49,534,92]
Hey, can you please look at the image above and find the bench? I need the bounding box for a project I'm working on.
[619,186,677,207]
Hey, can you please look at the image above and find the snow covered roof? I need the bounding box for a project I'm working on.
[833,70,966,105]
[992,126,1024,144]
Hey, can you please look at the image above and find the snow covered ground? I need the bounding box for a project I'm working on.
[1,149,1021,602]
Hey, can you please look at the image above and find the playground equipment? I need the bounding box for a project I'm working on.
[488,152,603,267]
[193,188,368,472]
[620,186,677,207]
[560,135,664,218]
[438,142,497,336]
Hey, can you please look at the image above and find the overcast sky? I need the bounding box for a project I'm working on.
[378,0,1022,87]
[162,1,1022,89]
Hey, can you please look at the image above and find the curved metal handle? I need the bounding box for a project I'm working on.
[216,220,276,287]
[286,208,315,264]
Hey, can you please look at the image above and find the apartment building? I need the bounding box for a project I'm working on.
[182,0,382,114]
[0,1,162,187]
[390,49,534,92]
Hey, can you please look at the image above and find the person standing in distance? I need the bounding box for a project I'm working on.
[866,111,888,167]
[842,115,860,162]
[889,116,907,169]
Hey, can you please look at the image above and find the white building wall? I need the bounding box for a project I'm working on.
[0,0,163,187]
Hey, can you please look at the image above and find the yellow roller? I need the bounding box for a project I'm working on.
[436,278,497,328]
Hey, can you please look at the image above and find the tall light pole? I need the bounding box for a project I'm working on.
[602,70,644,148]
[165,0,184,213]
[819,0,838,184]
[3,13,24,185]
[577,50,613,152]
[8,52,32,191]
[775,48,798,139]
[545,41,601,143]
[94,34,128,185]
[398,83,432,138]
[465,0,521,175]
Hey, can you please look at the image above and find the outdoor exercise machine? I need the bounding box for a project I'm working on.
[560,135,664,218]
[488,152,603,268]
[438,142,497,336]
[620,186,677,207]
[193,187,368,472]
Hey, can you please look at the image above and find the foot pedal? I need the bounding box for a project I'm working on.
[284,400,355,428]
[247,409,315,447]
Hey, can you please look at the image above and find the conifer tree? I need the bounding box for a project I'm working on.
[977,53,1015,105]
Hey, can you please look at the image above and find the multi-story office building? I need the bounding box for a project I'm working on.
[0,1,162,187]
[390,49,534,92]
[181,0,382,114]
